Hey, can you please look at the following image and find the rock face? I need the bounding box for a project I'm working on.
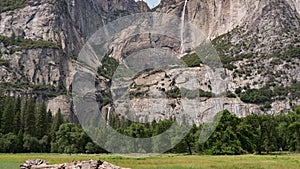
[99,0,300,122]
[0,0,299,122]
[155,0,300,39]
[0,0,149,118]
[20,159,130,169]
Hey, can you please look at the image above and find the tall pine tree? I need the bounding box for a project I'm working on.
[1,96,15,134]
[35,101,47,139]
[13,97,22,134]
[46,109,53,134]
[50,108,64,140]
[23,97,36,136]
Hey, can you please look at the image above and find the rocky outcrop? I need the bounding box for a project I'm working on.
[0,0,149,55]
[47,95,72,118]
[155,0,300,39]
[0,0,149,119]
[20,159,130,169]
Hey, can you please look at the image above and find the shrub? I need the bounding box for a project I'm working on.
[32,85,55,91]
[224,64,237,70]
[165,87,181,98]
[235,53,254,60]
[97,55,119,79]
[181,53,203,67]
[0,0,29,12]
[165,87,213,99]
[285,47,300,58]
[235,87,242,94]
[0,59,9,67]
[226,91,236,98]
[220,55,235,64]
[240,88,273,104]
[0,35,59,54]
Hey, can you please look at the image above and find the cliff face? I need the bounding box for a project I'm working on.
[106,0,300,122]
[0,0,149,117]
[66,0,149,39]
[0,0,299,122]
[155,0,300,39]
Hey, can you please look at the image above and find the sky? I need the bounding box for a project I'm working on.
[136,0,161,8]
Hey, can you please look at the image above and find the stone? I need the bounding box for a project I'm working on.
[20,159,130,169]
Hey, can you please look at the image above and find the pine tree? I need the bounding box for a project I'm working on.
[14,96,21,114]
[1,96,14,134]
[13,97,22,134]
[23,97,36,136]
[50,108,64,140]
[35,101,47,139]
[13,110,21,134]
[10,32,16,44]
[17,130,24,153]
[46,110,53,134]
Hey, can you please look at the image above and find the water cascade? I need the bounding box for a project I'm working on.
[180,0,188,54]
[106,106,111,126]
[101,17,110,38]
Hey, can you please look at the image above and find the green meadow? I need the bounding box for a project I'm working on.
[0,154,299,169]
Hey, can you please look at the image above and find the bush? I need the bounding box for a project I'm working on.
[220,55,235,64]
[32,85,55,91]
[240,88,273,104]
[0,59,9,67]
[285,47,300,58]
[0,133,20,153]
[262,102,272,110]
[165,87,181,98]
[181,53,202,67]
[198,88,214,98]
[0,0,29,12]
[165,87,213,99]
[0,35,59,54]
[235,53,254,60]
[212,32,233,53]
[97,55,119,79]
[13,39,59,52]
[226,91,236,98]
[224,64,237,70]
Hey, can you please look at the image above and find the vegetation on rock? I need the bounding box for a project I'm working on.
[165,87,214,99]
[0,0,29,12]
[97,55,119,79]
[0,35,59,55]
[181,53,203,67]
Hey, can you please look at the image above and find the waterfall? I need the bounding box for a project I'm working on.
[101,17,110,39]
[106,106,111,126]
[180,0,188,54]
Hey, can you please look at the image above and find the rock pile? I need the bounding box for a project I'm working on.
[20,159,48,169]
[20,159,131,169]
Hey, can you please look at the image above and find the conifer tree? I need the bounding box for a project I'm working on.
[50,108,64,140]
[1,96,14,134]
[23,97,36,136]
[14,96,21,114]
[35,101,47,138]
[13,96,22,134]
[13,110,21,134]
[46,109,53,133]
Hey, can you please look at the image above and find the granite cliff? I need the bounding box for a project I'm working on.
[0,0,299,123]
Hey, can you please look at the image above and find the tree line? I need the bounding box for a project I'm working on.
[106,108,300,155]
[0,96,299,154]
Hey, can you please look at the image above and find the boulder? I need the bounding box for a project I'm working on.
[20,159,131,169]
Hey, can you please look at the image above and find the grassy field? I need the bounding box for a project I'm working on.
[0,154,299,169]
